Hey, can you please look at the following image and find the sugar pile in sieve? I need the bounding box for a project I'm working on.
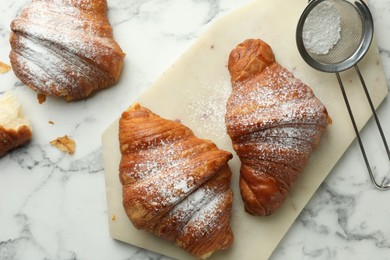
[302,1,341,55]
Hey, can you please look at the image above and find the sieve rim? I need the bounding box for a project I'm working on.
[296,0,374,73]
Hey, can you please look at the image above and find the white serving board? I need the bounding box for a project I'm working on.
[102,0,388,259]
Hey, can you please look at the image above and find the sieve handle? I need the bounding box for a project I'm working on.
[336,69,390,190]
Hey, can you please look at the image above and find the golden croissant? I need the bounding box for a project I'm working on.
[225,39,331,216]
[119,103,234,259]
[9,0,125,101]
[0,93,32,157]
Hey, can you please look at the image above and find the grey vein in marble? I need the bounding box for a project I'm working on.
[1,0,390,260]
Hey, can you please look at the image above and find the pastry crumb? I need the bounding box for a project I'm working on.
[50,135,76,154]
[48,120,54,125]
[0,61,11,74]
[37,93,46,104]
[111,214,116,221]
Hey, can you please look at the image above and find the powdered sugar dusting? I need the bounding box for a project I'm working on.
[119,105,233,253]
[10,0,124,99]
[178,191,227,242]
[159,187,214,235]
[188,192,224,231]
[302,1,341,55]
[129,137,226,210]
[127,140,199,207]
[144,164,196,207]
[119,107,230,212]
[170,187,209,218]
[186,77,231,140]
[226,41,330,214]
[226,64,329,139]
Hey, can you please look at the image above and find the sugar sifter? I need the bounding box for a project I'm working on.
[296,0,390,190]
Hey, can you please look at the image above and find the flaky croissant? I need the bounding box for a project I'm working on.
[225,39,331,216]
[0,92,32,157]
[119,103,234,259]
[9,0,125,101]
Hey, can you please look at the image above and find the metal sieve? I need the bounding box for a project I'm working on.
[296,0,390,190]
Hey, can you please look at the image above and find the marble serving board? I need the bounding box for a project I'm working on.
[102,0,388,259]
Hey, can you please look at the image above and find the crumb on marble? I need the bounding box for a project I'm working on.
[112,214,116,221]
[50,135,76,154]
[37,93,46,104]
[48,120,54,125]
[0,61,11,74]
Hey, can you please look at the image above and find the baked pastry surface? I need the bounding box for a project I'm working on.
[119,103,234,259]
[0,92,32,157]
[225,39,331,216]
[9,0,125,101]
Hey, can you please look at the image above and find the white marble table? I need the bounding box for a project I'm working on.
[1,0,390,259]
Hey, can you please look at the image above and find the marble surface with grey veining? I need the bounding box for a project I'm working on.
[1,0,390,259]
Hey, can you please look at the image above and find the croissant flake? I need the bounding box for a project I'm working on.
[0,61,11,74]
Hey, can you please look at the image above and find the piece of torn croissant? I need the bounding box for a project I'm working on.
[0,92,32,157]
[119,103,234,259]
[9,0,125,101]
[225,39,331,216]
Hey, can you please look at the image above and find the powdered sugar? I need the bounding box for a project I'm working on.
[225,39,331,215]
[121,123,228,211]
[226,59,330,175]
[10,0,124,99]
[185,77,231,140]
[171,187,209,215]
[129,141,198,207]
[302,1,341,55]
[119,105,233,246]
[146,172,195,207]
[226,64,329,140]
[173,177,194,194]
[181,191,225,237]
[165,186,218,231]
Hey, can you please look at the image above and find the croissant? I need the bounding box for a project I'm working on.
[225,39,331,216]
[119,103,234,259]
[9,0,125,101]
[0,92,32,157]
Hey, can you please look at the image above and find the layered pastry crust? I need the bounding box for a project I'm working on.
[9,0,125,101]
[119,103,234,259]
[0,93,32,157]
[225,39,331,216]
